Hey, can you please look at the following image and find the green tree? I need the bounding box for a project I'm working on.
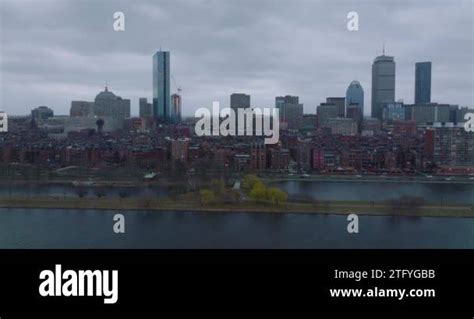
[242,174,261,193]
[200,189,215,205]
[267,187,288,205]
[249,181,267,202]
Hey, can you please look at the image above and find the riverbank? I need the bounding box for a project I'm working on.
[0,178,184,187]
[1,196,473,217]
[2,173,474,186]
[264,175,474,184]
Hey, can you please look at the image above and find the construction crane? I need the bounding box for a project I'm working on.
[171,75,182,95]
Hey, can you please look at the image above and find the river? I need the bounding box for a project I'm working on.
[0,180,473,248]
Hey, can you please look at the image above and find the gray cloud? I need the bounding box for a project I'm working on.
[0,0,473,116]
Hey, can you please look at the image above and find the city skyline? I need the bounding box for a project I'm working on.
[0,0,473,116]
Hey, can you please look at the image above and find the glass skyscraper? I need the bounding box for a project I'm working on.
[346,81,364,120]
[371,55,396,120]
[153,51,171,121]
[415,62,431,104]
[346,80,364,116]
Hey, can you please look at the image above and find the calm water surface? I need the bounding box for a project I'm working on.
[0,208,473,249]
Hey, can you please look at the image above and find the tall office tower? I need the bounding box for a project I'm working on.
[317,102,338,128]
[275,96,285,109]
[371,54,396,120]
[326,97,345,117]
[282,103,304,129]
[171,93,182,123]
[275,95,299,108]
[346,81,364,116]
[275,95,303,129]
[415,62,431,104]
[139,98,152,118]
[230,93,251,111]
[152,50,171,121]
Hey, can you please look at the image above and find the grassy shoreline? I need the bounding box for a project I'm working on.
[0,196,473,217]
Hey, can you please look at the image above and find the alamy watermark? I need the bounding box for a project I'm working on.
[194,102,280,144]
[347,213,359,234]
[39,264,118,304]
[346,11,359,31]
[464,112,474,132]
[113,213,125,234]
[0,112,8,132]
[113,11,125,31]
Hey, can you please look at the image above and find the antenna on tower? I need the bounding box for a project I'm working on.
[383,43,385,55]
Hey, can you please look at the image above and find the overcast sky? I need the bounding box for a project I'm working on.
[0,0,473,116]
